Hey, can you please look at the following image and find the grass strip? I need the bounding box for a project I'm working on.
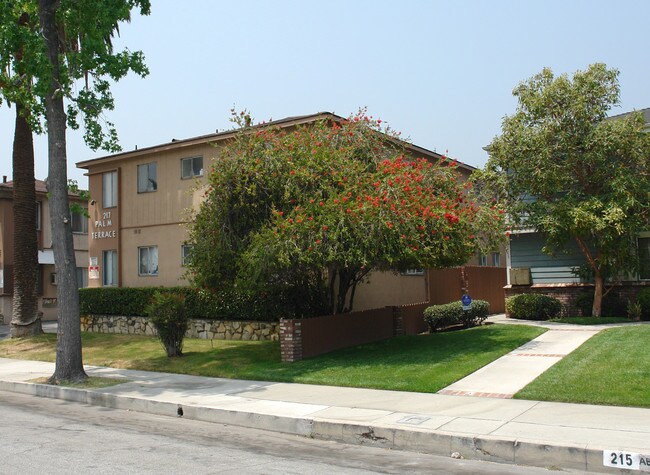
[516,326,650,407]
[1,324,545,393]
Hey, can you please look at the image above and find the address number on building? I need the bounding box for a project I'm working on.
[603,450,650,471]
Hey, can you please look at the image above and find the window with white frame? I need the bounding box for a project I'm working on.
[102,250,118,286]
[138,246,158,276]
[181,156,203,179]
[492,252,501,267]
[102,171,118,208]
[181,244,193,266]
[401,269,425,276]
[478,252,488,266]
[639,237,650,280]
[137,162,157,193]
[71,209,88,234]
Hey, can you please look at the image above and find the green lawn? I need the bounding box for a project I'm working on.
[516,326,650,407]
[0,324,545,393]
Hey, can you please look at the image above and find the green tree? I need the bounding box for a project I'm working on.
[0,3,44,337]
[483,64,650,317]
[0,0,151,382]
[188,111,503,316]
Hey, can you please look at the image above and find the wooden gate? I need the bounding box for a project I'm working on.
[428,266,507,313]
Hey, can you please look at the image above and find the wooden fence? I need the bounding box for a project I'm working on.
[428,266,507,313]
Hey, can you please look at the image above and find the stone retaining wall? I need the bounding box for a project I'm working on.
[80,315,280,341]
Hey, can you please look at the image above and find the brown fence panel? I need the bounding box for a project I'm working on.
[299,307,394,359]
[464,266,507,313]
[401,302,430,335]
[428,266,507,313]
[428,267,463,304]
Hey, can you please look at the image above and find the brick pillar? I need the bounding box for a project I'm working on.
[391,306,404,336]
[279,318,303,362]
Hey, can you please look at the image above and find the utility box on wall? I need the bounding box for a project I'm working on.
[510,267,532,285]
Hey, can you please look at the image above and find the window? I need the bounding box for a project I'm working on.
[50,273,58,285]
[138,246,158,276]
[76,267,88,288]
[181,244,193,266]
[36,201,41,230]
[181,156,203,179]
[71,209,88,234]
[401,269,425,276]
[102,171,118,208]
[137,162,157,193]
[492,252,501,267]
[640,237,650,280]
[103,250,118,286]
[478,252,488,266]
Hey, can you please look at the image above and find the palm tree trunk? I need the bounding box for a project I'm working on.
[39,0,87,383]
[10,105,43,338]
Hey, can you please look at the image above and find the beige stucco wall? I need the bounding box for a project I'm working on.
[353,271,429,311]
[85,143,216,288]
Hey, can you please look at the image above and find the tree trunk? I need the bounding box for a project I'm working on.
[39,0,87,383]
[592,272,603,318]
[10,105,43,338]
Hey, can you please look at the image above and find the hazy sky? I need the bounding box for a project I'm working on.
[1,0,649,187]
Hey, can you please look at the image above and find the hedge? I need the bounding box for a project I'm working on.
[79,286,295,322]
[636,288,650,321]
[505,293,561,320]
[423,300,489,332]
[575,291,626,317]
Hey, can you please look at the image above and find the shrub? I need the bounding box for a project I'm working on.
[424,300,489,332]
[637,288,650,321]
[575,292,626,317]
[145,291,188,357]
[627,301,642,321]
[79,286,299,321]
[505,294,562,320]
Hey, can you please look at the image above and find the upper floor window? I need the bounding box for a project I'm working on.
[138,245,158,276]
[137,162,157,193]
[102,171,118,208]
[71,209,88,234]
[181,156,203,179]
[181,244,193,266]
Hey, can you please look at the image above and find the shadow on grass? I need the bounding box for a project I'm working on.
[1,324,545,395]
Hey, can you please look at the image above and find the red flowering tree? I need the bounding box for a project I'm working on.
[188,110,504,316]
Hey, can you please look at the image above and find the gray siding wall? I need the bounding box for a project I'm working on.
[510,232,587,284]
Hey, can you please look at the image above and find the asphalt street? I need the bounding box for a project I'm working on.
[0,391,572,475]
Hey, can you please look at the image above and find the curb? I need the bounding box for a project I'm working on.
[0,379,621,473]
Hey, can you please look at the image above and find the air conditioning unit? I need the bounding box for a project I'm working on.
[510,268,531,285]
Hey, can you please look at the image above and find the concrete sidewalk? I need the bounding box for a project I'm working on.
[437,315,628,398]
[1,357,648,474]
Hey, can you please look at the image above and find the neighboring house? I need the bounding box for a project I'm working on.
[504,108,650,314]
[0,178,89,324]
[76,112,504,312]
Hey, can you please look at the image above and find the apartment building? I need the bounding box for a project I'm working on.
[0,178,89,323]
[77,112,486,310]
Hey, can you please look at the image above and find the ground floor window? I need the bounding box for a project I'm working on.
[640,237,650,280]
[138,246,158,276]
[103,250,118,286]
[76,267,88,288]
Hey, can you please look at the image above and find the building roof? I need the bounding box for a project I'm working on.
[0,179,48,194]
[606,107,650,124]
[0,179,85,198]
[76,112,475,173]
